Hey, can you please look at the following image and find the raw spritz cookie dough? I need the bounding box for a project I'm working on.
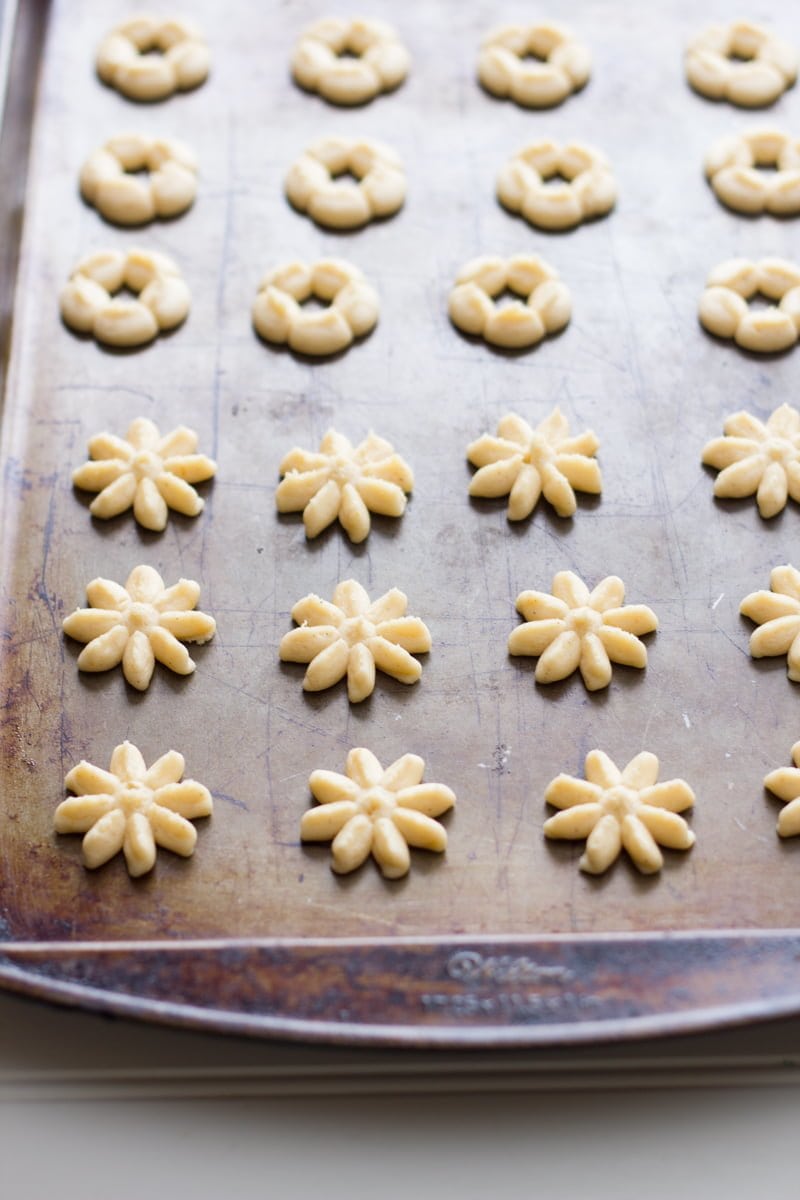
[544,750,696,876]
[497,141,616,231]
[277,429,413,542]
[285,137,405,229]
[701,403,800,519]
[280,579,430,703]
[478,23,591,108]
[301,748,454,879]
[467,407,600,520]
[740,564,800,681]
[508,571,658,691]
[685,21,797,107]
[55,741,212,877]
[73,417,216,531]
[705,129,800,216]
[291,17,410,105]
[60,248,190,347]
[96,15,210,101]
[698,258,800,353]
[764,742,800,838]
[448,254,571,349]
[253,259,379,356]
[63,565,215,691]
[80,134,198,225]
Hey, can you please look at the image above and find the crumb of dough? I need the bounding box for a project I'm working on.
[291,18,409,106]
[701,402,800,519]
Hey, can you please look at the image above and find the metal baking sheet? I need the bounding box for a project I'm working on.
[3,0,800,1045]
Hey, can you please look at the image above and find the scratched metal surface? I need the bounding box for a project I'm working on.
[2,0,800,949]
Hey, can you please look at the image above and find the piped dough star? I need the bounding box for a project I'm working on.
[301,747,455,878]
[63,564,216,691]
[740,564,800,680]
[55,740,212,877]
[72,416,216,532]
[702,403,800,519]
[280,579,430,702]
[276,428,413,542]
[764,741,800,838]
[508,570,658,691]
[467,407,601,519]
[544,749,696,875]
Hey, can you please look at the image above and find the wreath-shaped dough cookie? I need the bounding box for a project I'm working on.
[686,21,798,107]
[80,134,198,226]
[96,15,210,102]
[497,140,616,231]
[478,23,591,108]
[291,17,410,105]
[699,257,800,353]
[448,254,571,349]
[285,137,406,229]
[252,259,379,356]
[704,129,800,216]
[60,249,191,347]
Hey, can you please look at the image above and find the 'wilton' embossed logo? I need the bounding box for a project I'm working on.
[445,950,574,986]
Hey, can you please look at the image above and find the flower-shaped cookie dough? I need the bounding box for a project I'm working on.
[544,750,696,875]
[60,248,190,347]
[497,140,616,231]
[252,258,379,357]
[467,407,600,520]
[277,429,413,542]
[280,579,430,703]
[704,129,800,216]
[685,21,797,108]
[285,136,406,229]
[63,565,215,691]
[96,15,210,102]
[740,564,800,681]
[80,133,198,226]
[301,747,454,878]
[449,254,571,350]
[73,417,216,531]
[478,22,591,108]
[55,740,212,877]
[764,742,800,838]
[291,17,410,106]
[702,403,800,519]
[699,257,800,353]
[509,571,658,691]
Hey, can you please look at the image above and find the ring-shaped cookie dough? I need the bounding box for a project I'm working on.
[252,259,379,356]
[60,249,191,347]
[96,15,210,102]
[449,254,571,350]
[285,136,406,229]
[291,17,410,106]
[80,133,198,226]
[497,140,616,231]
[478,22,591,109]
[699,257,800,353]
[705,129,800,215]
[686,21,798,107]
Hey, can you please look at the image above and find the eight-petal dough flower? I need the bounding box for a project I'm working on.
[764,741,800,838]
[72,417,216,532]
[301,747,455,878]
[280,579,431,702]
[467,407,601,520]
[63,564,216,691]
[740,564,800,681]
[508,571,658,691]
[55,740,213,877]
[544,749,696,875]
[277,429,413,543]
[702,403,800,520]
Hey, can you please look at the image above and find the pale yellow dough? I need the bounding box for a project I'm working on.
[60,248,190,347]
[301,747,454,878]
[291,17,410,105]
[63,564,215,691]
[56,741,212,877]
[80,133,198,225]
[497,140,616,230]
[740,564,800,681]
[478,22,591,108]
[448,254,571,349]
[285,136,405,229]
[705,129,800,215]
[544,750,695,876]
[96,14,210,101]
[702,403,800,519]
[280,579,430,703]
[686,21,797,107]
[277,429,413,542]
[253,258,379,356]
[698,257,800,353]
[764,742,800,839]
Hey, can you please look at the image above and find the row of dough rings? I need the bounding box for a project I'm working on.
[497,140,616,231]
[60,249,191,348]
[448,255,572,350]
[685,20,797,107]
[705,129,800,216]
[291,17,410,106]
[699,258,800,354]
[252,259,380,356]
[285,137,406,230]
[80,134,198,226]
[478,22,591,109]
[96,15,210,102]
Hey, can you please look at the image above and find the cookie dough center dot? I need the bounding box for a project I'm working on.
[603,785,638,820]
[340,615,376,645]
[330,455,360,485]
[131,450,163,480]
[765,437,796,463]
[126,602,158,631]
[360,786,395,817]
[525,433,555,468]
[566,606,602,635]
[117,785,153,815]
